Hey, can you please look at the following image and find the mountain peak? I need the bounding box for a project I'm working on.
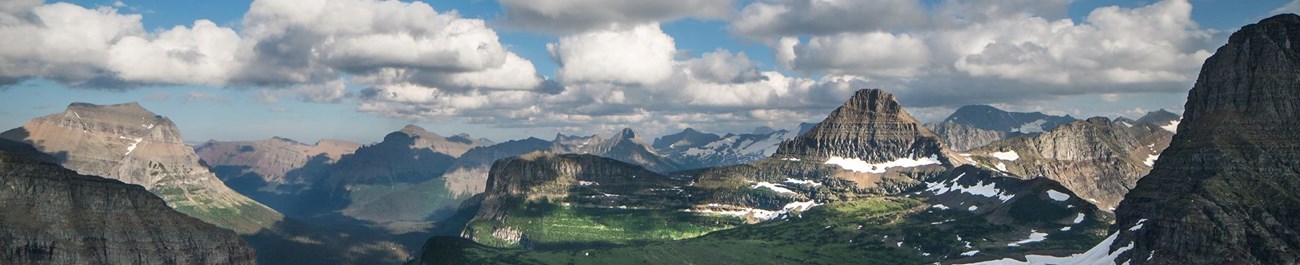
[774,88,949,163]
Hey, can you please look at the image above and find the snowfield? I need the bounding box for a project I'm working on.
[824,155,941,174]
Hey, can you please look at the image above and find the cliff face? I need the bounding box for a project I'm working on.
[964,117,1173,212]
[473,152,677,222]
[0,102,281,234]
[0,151,256,265]
[1106,14,1300,265]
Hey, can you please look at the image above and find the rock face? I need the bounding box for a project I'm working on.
[657,129,794,170]
[0,150,256,265]
[1106,14,1300,265]
[927,105,1076,151]
[963,117,1173,212]
[550,128,679,173]
[472,152,679,222]
[0,102,282,234]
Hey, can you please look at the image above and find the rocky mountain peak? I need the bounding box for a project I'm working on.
[773,88,949,163]
[1104,13,1300,264]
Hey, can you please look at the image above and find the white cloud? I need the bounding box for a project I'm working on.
[237,0,541,88]
[0,0,541,93]
[108,20,242,85]
[549,24,676,86]
[783,32,931,78]
[732,0,926,39]
[0,2,142,85]
[684,49,763,83]
[295,79,348,103]
[749,0,1216,106]
[499,0,734,33]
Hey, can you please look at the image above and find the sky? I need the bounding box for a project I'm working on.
[0,0,1296,144]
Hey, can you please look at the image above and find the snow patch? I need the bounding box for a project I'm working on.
[961,250,980,257]
[783,178,822,187]
[781,157,801,161]
[1012,119,1048,133]
[968,205,978,211]
[931,204,950,210]
[990,150,1020,161]
[124,138,143,156]
[577,181,599,186]
[959,218,1149,265]
[1130,219,1147,231]
[1160,120,1180,133]
[1046,190,1070,201]
[824,155,941,174]
[1060,226,1072,231]
[925,173,1016,202]
[1074,213,1086,224]
[1119,121,1133,127]
[1144,154,1159,167]
[995,162,1008,171]
[752,182,796,194]
[1006,230,1048,247]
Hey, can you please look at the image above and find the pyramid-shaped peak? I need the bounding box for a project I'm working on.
[774,88,948,163]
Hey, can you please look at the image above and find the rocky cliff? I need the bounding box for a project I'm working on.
[962,117,1173,212]
[1105,14,1300,265]
[0,150,256,265]
[927,105,1076,151]
[0,102,282,234]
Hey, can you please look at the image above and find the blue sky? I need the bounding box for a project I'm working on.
[0,0,1293,144]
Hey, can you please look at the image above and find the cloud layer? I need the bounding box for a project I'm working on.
[0,0,1240,137]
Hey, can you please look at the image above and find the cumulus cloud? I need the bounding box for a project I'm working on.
[0,0,542,93]
[754,0,1216,107]
[498,0,735,33]
[548,24,677,86]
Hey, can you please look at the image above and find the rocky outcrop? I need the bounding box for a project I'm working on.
[927,105,1076,151]
[1106,14,1300,265]
[0,151,256,265]
[472,152,678,222]
[0,102,282,234]
[963,117,1173,212]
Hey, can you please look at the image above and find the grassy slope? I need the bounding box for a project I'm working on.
[422,197,1108,265]
[466,200,744,248]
